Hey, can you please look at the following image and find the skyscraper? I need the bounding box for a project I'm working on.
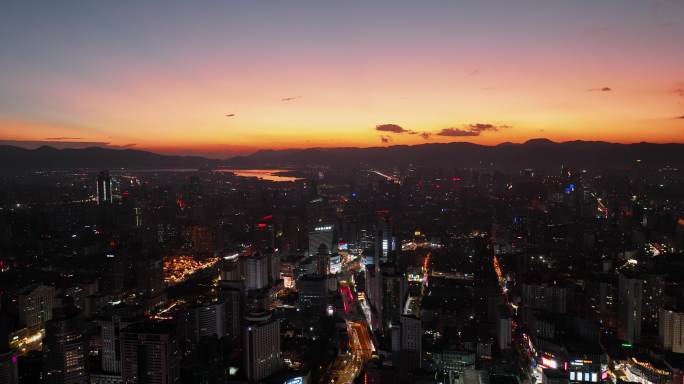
[308,224,336,257]
[243,311,281,382]
[43,306,89,384]
[218,281,243,341]
[121,321,180,384]
[398,314,422,371]
[618,272,642,344]
[375,218,394,264]
[97,306,144,375]
[244,253,269,291]
[97,171,113,205]
[189,301,226,341]
[18,284,55,332]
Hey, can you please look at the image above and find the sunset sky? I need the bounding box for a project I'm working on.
[1,0,683,158]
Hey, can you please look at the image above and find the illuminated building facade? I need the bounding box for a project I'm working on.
[243,311,281,382]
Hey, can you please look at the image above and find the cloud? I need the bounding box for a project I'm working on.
[380,135,392,143]
[676,115,684,119]
[436,128,479,137]
[375,124,407,133]
[468,69,480,77]
[281,96,301,102]
[588,87,612,92]
[673,88,684,97]
[419,132,431,139]
[45,137,82,140]
[437,123,511,137]
[468,123,499,132]
[225,113,235,117]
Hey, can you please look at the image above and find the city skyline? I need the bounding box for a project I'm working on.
[1,1,684,157]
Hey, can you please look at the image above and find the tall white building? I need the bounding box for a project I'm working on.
[659,308,684,353]
[244,311,281,382]
[244,254,269,290]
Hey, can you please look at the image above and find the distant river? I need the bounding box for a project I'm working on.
[215,169,303,182]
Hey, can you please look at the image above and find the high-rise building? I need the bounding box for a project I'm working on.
[618,272,642,344]
[97,171,113,205]
[267,252,281,284]
[43,306,89,384]
[497,315,512,351]
[400,315,422,369]
[189,301,226,341]
[244,253,269,291]
[243,311,281,382]
[308,224,336,257]
[618,273,643,344]
[218,281,243,341]
[121,321,180,384]
[659,308,684,353]
[97,306,145,374]
[297,275,328,311]
[375,218,394,264]
[18,284,55,332]
[381,268,408,331]
[136,254,166,311]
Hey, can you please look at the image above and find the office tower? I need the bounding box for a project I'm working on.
[219,280,244,341]
[97,306,144,374]
[243,311,281,382]
[267,251,281,284]
[618,272,642,344]
[121,321,180,384]
[244,253,269,290]
[375,218,394,264]
[399,314,422,370]
[381,268,408,331]
[659,308,684,353]
[618,272,643,344]
[254,222,275,250]
[189,301,226,341]
[297,275,328,311]
[497,315,512,350]
[18,284,55,332]
[308,224,336,257]
[43,306,89,384]
[97,170,113,205]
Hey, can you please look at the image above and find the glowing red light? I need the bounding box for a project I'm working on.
[452,177,461,181]
[256,223,267,229]
[262,214,273,220]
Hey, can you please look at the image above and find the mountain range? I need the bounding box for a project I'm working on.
[1,139,683,173]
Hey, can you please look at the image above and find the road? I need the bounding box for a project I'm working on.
[369,170,401,184]
[320,320,374,384]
